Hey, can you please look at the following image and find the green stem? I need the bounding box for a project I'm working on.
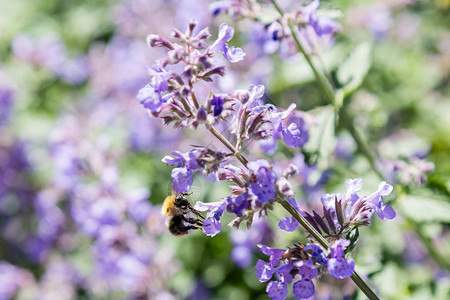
[409,217,450,271]
[208,125,248,167]
[270,0,383,179]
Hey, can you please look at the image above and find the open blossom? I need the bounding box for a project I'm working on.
[248,160,277,203]
[327,239,355,279]
[209,23,246,62]
[194,201,227,237]
[255,240,353,300]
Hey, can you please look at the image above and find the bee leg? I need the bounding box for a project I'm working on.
[192,208,205,219]
[184,225,202,232]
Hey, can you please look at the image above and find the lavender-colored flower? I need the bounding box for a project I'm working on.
[304,244,327,266]
[248,160,277,203]
[292,261,318,299]
[255,259,275,282]
[327,239,355,279]
[210,23,246,62]
[162,150,200,170]
[281,115,309,148]
[258,245,286,267]
[266,280,288,300]
[211,94,225,116]
[147,64,172,92]
[194,201,227,237]
[226,192,249,217]
[0,86,13,126]
[363,181,395,220]
[127,188,152,224]
[137,84,164,113]
[171,167,193,193]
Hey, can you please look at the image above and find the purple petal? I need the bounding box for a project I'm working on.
[255,259,275,282]
[293,279,315,299]
[327,257,355,279]
[266,281,288,300]
[171,167,193,193]
[278,217,298,232]
[223,45,246,62]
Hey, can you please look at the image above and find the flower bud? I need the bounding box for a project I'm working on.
[187,19,198,37]
[283,164,298,178]
[197,105,207,122]
[146,34,174,49]
[276,177,294,198]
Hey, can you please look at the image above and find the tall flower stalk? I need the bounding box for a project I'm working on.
[135,15,401,299]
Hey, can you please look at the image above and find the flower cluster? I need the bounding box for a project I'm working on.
[141,22,311,196]
[212,0,340,55]
[137,20,244,121]
[279,179,396,236]
[255,240,354,300]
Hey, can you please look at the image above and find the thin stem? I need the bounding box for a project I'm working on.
[270,0,382,178]
[339,109,384,179]
[409,217,450,271]
[191,91,200,109]
[207,125,248,167]
[279,199,328,248]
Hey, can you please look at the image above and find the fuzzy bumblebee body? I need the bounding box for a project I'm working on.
[161,192,204,236]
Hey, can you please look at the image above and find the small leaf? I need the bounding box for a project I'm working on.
[345,227,359,254]
[304,105,336,169]
[398,194,450,223]
[337,43,372,97]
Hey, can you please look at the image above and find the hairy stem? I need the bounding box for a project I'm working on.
[207,125,248,167]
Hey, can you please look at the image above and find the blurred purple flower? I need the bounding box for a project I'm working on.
[210,23,246,62]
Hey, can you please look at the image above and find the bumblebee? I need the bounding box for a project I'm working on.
[161,192,204,236]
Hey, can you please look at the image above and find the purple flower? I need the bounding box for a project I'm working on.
[266,281,288,300]
[248,160,277,203]
[147,64,172,92]
[226,192,249,217]
[278,216,298,232]
[210,23,246,62]
[258,245,286,267]
[211,94,225,116]
[281,116,309,148]
[194,201,227,237]
[364,181,395,220]
[293,261,319,299]
[327,239,355,279]
[137,84,164,113]
[255,259,275,282]
[171,167,193,193]
[304,244,327,265]
[162,150,200,170]
[0,86,13,125]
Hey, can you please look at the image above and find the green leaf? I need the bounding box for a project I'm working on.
[304,105,336,169]
[398,194,450,223]
[345,226,359,254]
[337,43,372,97]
